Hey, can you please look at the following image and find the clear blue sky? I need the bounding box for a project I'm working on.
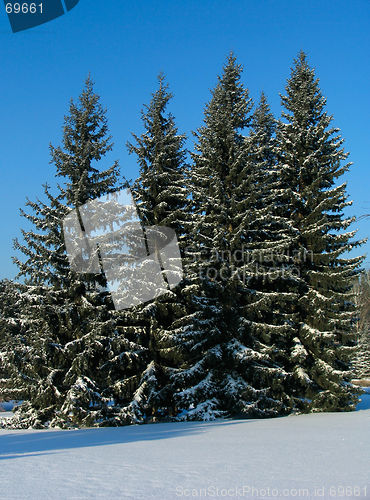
[0,0,369,280]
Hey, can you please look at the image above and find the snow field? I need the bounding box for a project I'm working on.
[1,405,370,500]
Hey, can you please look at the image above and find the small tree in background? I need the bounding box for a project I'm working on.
[353,269,370,379]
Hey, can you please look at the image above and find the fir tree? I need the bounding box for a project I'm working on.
[123,73,190,421]
[275,51,366,411]
[170,55,290,420]
[1,77,141,428]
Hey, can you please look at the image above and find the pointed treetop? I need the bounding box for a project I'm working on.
[139,71,174,136]
[280,50,328,125]
[251,91,276,136]
[54,75,113,180]
[50,75,119,207]
[127,72,186,177]
[201,51,253,133]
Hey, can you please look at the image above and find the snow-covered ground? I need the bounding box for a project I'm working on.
[1,395,369,500]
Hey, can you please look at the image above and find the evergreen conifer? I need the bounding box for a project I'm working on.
[123,73,190,421]
[170,55,291,419]
[275,51,365,411]
[1,77,140,428]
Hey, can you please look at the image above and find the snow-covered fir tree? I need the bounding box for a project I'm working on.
[275,51,366,412]
[124,73,190,421]
[0,77,144,428]
[169,54,293,420]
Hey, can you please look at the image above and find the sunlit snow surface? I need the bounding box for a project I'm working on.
[0,398,369,499]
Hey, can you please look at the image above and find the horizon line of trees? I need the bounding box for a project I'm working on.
[0,50,368,428]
